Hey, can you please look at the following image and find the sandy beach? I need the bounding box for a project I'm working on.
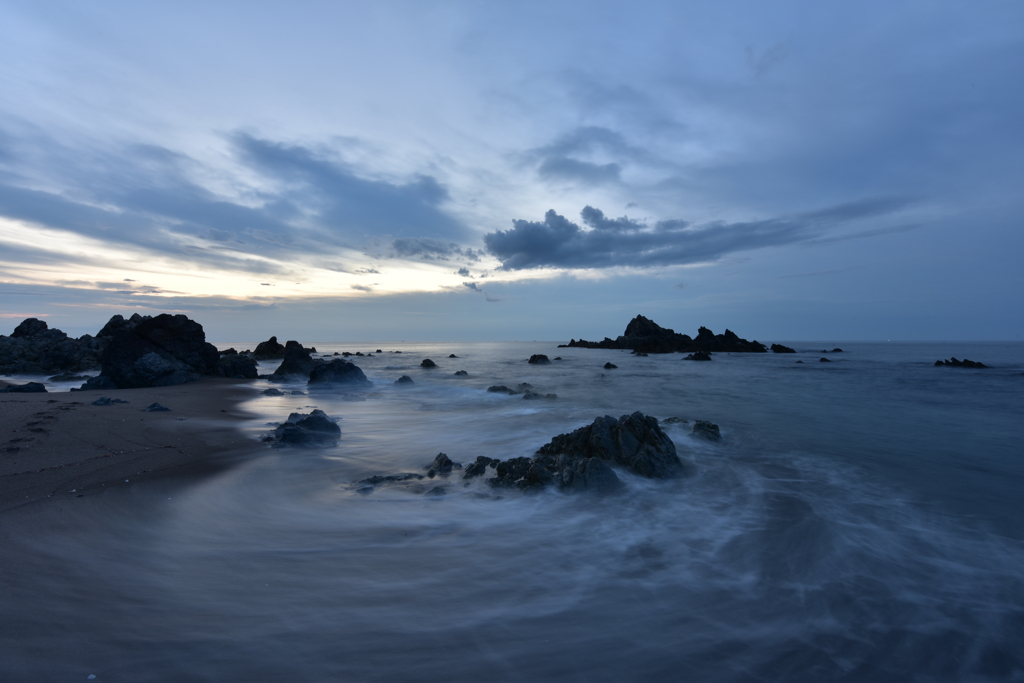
[0,378,261,513]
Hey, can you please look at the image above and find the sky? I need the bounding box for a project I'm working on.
[1,1,1022,342]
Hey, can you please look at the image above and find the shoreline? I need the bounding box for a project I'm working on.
[0,377,263,513]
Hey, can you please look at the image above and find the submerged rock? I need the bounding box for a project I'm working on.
[819,357,832,363]
[262,387,286,396]
[691,420,721,441]
[935,357,988,368]
[421,358,437,368]
[394,375,414,385]
[308,359,371,388]
[683,351,712,361]
[454,370,468,376]
[528,354,551,364]
[264,409,340,447]
[604,362,618,369]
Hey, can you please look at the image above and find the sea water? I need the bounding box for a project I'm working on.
[2,341,1023,682]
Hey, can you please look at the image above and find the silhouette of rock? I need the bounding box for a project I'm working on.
[560,315,766,354]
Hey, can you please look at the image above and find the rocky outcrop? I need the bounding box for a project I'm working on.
[308,359,371,388]
[269,345,323,381]
[771,343,796,353]
[683,351,712,361]
[217,353,258,379]
[691,420,721,441]
[262,409,340,447]
[0,381,47,393]
[559,315,767,354]
[0,318,105,375]
[935,357,987,368]
[528,354,551,364]
[253,337,286,360]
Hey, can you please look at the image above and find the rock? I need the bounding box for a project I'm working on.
[394,375,414,385]
[771,343,796,353]
[517,383,533,390]
[633,352,648,357]
[219,348,238,356]
[936,357,988,368]
[262,388,286,396]
[76,376,118,391]
[551,456,621,493]
[358,473,424,486]
[560,315,767,354]
[0,381,47,393]
[217,353,258,379]
[270,345,323,381]
[554,356,562,360]
[819,357,832,363]
[253,336,286,360]
[376,349,383,353]
[691,420,721,441]
[604,362,618,369]
[796,360,804,363]
[523,391,557,400]
[683,351,712,361]
[0,317,105,375]
[487,385,512,393]
[426,452,462,475]
[425,487,446,497]
[536,412,683,479]
[91,397,130,405]
[662,417,688,424]
[528,354,551,364]
[831,348,844,353]
[307,359,371,388]
[454,370,468,376]
[265,409,340,447]
[421,359,437,368]
[448,354,458,358]
[463,456,499,478]
[93,314,221,389]
[144,402,171,412]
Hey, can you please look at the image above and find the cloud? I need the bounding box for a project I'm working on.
[526,126,664,187]
[537,157,621,184]
[350,284,373,292]
[745,43,790,78]
[484,199,912,270]
[392,237,481,262]
[462,281,501,302]
[457,267,470,277]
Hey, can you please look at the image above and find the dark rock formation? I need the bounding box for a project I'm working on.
[263,409,340,447]
[394,375,414,385]
[307,359,371,388]
[76,376,118,391]
[604,362,618,369]
[821,348,844,353]
[144,403,171,412]
[683,351,712,361]
[421,358,437,368]
[771,343,796,353]
[454,370,468,376]
[559,315,767,354]
[262,387,285,396]
[522,391,557,400]
[94,314,223,389]
[270,345,323,381]
[253,336,286,360]
[528,354,551,364]
[487,385,513,393]
[691,420,721,441]
[935,357,988,368]
[1,381,47,393]
[0,318,105,375]
[819,358,832,363]
[463,456,499,478]
[217,353,258,379]
[448,354,458,358]
[536,412,683,479]
[426,452,462,477]
[47,372,93,382]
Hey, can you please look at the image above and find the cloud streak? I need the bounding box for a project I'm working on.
[484,199,912,270]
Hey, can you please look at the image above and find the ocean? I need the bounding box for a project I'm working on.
[4,341,1024,681]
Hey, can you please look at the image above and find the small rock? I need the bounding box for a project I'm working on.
[448,354,458,358]
[421,359,437,368]
[144,402,171,412]
[91,396,130,405]
[454,370,468,376]
[604,362,617,369]
[425,487,446,497]
[819,357,832,363]
[691,420,721,441]
[528,354,551,364]
[683,351,712,361]
[394,375,414,385]
[262,388,286,396]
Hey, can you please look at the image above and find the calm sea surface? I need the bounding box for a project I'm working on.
[3,341,1023,682]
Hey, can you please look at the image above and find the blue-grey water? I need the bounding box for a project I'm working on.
[3,342,1023,682]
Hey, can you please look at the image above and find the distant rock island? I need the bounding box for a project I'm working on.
[560,315,767,354]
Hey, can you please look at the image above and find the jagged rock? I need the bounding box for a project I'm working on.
[536,412,683,479]
[604,362,618,369]
[935,357,987,368]
[264,409,340,447]
[270,345,323,381]
[1,381,47,393]
[394,375,414,385]
[463,456,499,479]
[425,452,462,477]
[217,353,258,379]
[253,336,286,360]
[421,359,437,368]
[0,317,105,375]
[307,359,371,388]
[691,420,721,441]
[560,315,767,354]
[771,343,796,353]
[683,351,712,361]
[144,402,171,412]
[454,370,468,376]
[92,314,221,389]
[528,354,551,364]
[262,388,285,396]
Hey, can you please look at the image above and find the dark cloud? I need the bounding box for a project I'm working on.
[527,126,664,187]
[462,281,501,302]
[457,267,470,277]
[350,284,372,292]
[392,237,480,263]
[484,199,912,270]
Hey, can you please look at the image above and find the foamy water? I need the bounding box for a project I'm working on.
[3,341,1023,681]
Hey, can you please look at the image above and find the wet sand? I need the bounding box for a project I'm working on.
[0,378,261,513]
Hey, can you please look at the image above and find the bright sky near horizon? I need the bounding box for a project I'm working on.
[1,1,1022,341]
